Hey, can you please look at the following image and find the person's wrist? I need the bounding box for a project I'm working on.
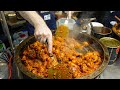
[35,22,48,29]
[34,23,44,32]
[34,24,40,28]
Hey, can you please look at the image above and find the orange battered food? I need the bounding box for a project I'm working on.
[21,36,102,79]
[112,23,120,36]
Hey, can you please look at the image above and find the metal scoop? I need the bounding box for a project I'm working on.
[44,39,58,65]
[49,53,58,66]
[48,53,73,79]
[48,63,72,79]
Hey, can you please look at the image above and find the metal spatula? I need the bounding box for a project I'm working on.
[48,63,72,79]
[49,53,58,66]
[44,40,58,66]
[48,53,72,79]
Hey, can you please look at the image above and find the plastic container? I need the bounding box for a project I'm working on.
[56,18,76,30]
[13,31,28,47]
[99,37,120,65]
[13,31,28,40]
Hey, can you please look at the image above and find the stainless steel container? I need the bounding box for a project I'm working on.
[99,37,120,65]
[91,27,112,39]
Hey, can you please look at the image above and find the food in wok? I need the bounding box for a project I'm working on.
[112,23,120,36]
[21,36,102,79]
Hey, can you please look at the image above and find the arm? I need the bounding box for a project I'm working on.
[18,11,53,54]
[18,11,46,27]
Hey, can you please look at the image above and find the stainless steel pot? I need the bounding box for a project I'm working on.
[15,33,109,79]
[91,27,112,39]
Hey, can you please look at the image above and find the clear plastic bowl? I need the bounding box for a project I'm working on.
[56,18,76,30]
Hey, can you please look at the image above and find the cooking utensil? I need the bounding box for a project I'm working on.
[45,40,70,79]
[49,24,73,79]
[91,26,112,39]
[99,37,120,65]
[49,53,58,66]
[48,63,72,79]
[44,40,58,67]
[48,49,72,79]
[115,15,120,22]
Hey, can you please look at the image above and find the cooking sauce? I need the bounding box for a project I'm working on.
[99,37,120,48]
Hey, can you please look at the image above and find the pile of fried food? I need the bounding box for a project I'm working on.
[112,23,120,36]
[21,36,102,79]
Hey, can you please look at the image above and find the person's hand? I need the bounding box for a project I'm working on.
[34,24,53,54]
[18,11,53,54]
[110,21,117,26]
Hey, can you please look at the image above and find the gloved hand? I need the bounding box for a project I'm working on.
[34,24,53,54]
[110,21,117,26]
[18,11,53,54]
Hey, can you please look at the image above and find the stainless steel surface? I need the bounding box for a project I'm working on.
[92,27,112,35]
[12,50,23,79]
[91,27,112,39]
[0,11,14,52]
[0,61,8,79]
[112,23,120,41]
[99,37,120,65]
[99,56,120,79]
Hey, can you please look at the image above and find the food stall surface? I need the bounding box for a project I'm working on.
[99,57,120,79]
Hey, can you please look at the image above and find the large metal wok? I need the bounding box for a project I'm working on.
[15,33,109,79]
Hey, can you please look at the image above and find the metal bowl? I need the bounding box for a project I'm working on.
[15,33,109,79]
[91,27,112,39]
